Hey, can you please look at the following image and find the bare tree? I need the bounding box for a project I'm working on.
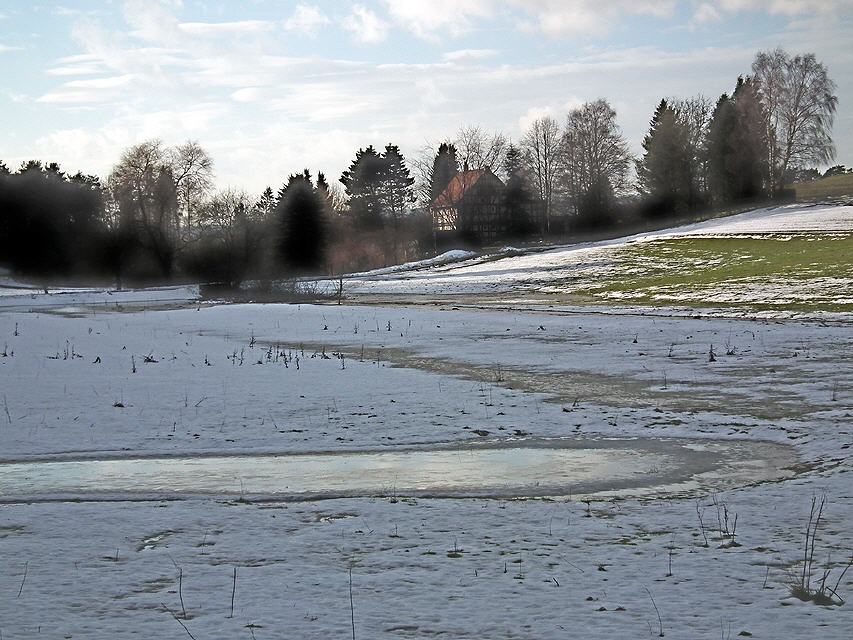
[196,189,262,286]
[169,141,214,228]
[455,125,507,177]
[108,140,180,277]
[558,99,631,215]
[521,116,562,232]
[752,49,838,190]
[409,142,439,207]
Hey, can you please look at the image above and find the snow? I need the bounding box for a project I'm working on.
[0,283,199,308]
[1,203,852,638]
[650,202,853,235]
[329,204,853,306]
[347,249,479,277]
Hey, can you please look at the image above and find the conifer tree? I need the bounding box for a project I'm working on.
[340,146,385,231]
[429,142,459,202]
[256,186,276,219]
[707,78,769,204]
[315,172,336,216]
[277,174,326,273]
[637,99,692,215]
[502,172,535,239]
[503,143,524,177]
[380,144,415,219]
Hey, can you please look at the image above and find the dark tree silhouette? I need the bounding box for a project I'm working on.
[429,142,459,202]
[256,186,276,219]
[502,172,536,239]
[277,175,327,273]
[0,168,103,277]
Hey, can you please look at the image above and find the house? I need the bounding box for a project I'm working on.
[430,169,505,244]
[430,168,545,245]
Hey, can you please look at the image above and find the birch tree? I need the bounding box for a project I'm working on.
[752,49,837,190]
[521,116,561,231]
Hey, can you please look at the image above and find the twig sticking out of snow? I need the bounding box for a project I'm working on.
[644,585,664,637]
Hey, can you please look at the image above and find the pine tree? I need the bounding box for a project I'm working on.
[315,172,336,215]
[277,175,326,273]
[637,99,692,216]
[276,170,314,209]
[730,77,769,200]
[0,160,11,175]
[18,160,44,175]
[503,143,523,177]
[380,144,415,218]
[429,142,459,202]
[707,93,738,204]
[502,172,535,239]
[707,78,769,205]
[256,186,276,218]
[340,146,386,231]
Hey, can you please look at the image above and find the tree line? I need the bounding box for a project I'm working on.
[0,48,838,286]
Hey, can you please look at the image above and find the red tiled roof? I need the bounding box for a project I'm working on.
[431,170,488,208]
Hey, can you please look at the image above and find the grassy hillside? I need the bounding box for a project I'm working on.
[569,234,853,313]
[791,173,853,200]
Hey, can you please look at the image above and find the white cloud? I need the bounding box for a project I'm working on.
[717,0,853,15]
[46,63,106,76]
[518,105,555,132]
[442,49,499,62]
[692,3,722,24]
[230,87,266,103]
[178,21,274,37]
[384,0,492,40]
[517,99,583,131]
[342,5,389,44]
[13,0,853,192]
[0,44,22,53]
[509,0,678,36]
[284,4,331,35]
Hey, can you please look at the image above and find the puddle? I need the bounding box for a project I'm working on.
[0,438,796,502]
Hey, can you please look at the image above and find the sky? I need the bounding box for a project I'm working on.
[1,0,852,194]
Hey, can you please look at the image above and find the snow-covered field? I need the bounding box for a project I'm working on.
[331,204,853,315]
[1,204,852,638]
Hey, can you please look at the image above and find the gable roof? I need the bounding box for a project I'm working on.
[431,169,501,208]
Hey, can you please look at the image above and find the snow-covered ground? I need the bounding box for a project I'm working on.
[0,281,199,308]
[328,204,853,312]
[1,203,852,638]
[1,300,851,638]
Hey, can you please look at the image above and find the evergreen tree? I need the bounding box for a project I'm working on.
[503,143,523,177]
[18,160,44,175]
[276,170,314,208]
[429,142,459,202]
[340,146,386,231]
[707,93,738,204]
[707,78,769,205]
[256,186,276,219]
[380,144,415,218]
[0,160,9,175]
[277,175,326,273]
[44,162,65,180]
[502,172,535,239]
[637,99,692,216]
[730,77,769,200]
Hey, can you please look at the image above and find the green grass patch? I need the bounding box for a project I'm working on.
[571,234,853,313]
